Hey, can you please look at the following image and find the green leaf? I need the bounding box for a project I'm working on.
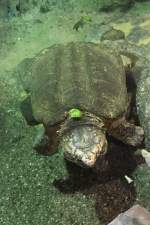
[68,108,83,118]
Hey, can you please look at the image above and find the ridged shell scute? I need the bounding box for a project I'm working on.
[29,42,128,125]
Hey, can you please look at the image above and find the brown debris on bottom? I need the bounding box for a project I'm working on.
[53,139,145,224]
[95,179,135,223]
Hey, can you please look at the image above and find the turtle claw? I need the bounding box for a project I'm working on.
[33,125,58,155]
[33,133,51,155]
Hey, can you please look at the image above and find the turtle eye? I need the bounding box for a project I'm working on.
[68,108,83,119]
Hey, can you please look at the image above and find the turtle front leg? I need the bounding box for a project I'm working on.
[108,120,144,147]
[34,124,60,155]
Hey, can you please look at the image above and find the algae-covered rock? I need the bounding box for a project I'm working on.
[0,0,145,19]
[101,27,125,41]
[0,0,18,18]
[0,0,32,18]
[99,0,135,12]
[0,0,69,18]
[99,40,150,150]
[133,165,150,209]
[137,73,150,149]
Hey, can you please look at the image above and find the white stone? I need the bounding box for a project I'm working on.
[141,149,150,167]
[108,205,150,225]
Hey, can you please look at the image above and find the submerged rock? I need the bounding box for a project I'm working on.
[137,73,150,150]
[141,149,150,167]
[101,27,125,41]
[108,205,150,225]
[100,40,150,151]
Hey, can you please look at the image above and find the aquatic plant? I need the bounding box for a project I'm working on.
[73,15,92,31]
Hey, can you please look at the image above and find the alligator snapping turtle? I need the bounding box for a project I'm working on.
[19,42,144,167]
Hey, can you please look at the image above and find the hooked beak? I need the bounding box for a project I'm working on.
[59,125,108,168]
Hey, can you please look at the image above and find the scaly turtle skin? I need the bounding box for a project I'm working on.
[19,42,144,168]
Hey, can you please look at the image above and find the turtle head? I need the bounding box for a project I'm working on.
[59,111,108,167]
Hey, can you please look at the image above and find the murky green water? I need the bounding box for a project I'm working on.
[0,1,150,225]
